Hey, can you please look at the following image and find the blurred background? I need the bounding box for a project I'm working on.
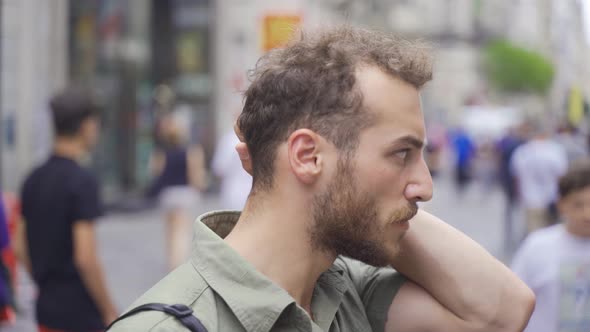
[0,0,589,330]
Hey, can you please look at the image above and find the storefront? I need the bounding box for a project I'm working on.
[69,0,213,205]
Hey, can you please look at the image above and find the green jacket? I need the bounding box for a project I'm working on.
[109,211,406,332]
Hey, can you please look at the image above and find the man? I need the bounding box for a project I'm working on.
[510,123,568,233]
[497,126,525,254]
[110,27,534,331]
[16,88,117,331]
[449,127,476,194]
[555,123,588,163]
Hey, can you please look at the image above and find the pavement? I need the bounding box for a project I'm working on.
[5,170,526,331]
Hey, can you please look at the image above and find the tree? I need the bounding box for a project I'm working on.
[484,40,554,94]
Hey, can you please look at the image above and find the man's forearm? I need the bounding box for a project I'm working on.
[77,259,118,324]
[391,210,534,329]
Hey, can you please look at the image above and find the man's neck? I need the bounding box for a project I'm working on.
[224,192,336,315]
[53,137,87,161]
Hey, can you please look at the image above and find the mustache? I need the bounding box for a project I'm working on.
[392,203,419,223]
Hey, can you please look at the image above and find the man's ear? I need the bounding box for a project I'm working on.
[287,129,323,185]
[234,122,253,175]
[235,142,253,175]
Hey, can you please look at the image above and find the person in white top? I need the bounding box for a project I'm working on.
[510,127,568,233]
[211,129,252,210]
[512,159,590,332]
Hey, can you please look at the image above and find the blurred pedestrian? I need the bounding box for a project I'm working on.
[449,127,476,194]
[511,159,590,332]
[147,110,207,270]
[424,122,446,177]
[496,126,525,253]
[109,26,533,331]
[473,138,498,195]
[555,122,588,163]
[15,88,118,331]
[510,123,568,234]
[211,125,252,210]
[150,84,176,150]
[0,195,15,325]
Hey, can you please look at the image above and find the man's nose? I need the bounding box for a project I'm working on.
[404,158,433,202]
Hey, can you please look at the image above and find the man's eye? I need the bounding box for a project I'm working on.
[394,150,409,160]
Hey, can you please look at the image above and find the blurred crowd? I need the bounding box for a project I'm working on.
[425,115,590,331]
[427,116,590,240]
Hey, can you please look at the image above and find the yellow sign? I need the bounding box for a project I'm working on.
[262,15,302,52]
[568,86,583,125]
[177,32,204,72]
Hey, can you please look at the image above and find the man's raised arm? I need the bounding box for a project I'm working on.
[387,210,535,332]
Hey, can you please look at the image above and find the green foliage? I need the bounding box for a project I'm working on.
[484,40,554,94]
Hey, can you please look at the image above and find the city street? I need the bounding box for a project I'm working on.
[7,171,523,331]
[1,0,588,330]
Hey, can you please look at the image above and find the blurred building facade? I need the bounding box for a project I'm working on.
[506,0,589,121]
[0,0,318,202]
[0,0,68,192]
[320,0,590,125]
[1,0,215,203]
[1,0,589,201]
[68,0,214,201]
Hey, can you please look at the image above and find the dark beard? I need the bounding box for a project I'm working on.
[310,158,417,267]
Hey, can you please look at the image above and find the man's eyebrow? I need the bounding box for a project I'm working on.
[391,136,425,149]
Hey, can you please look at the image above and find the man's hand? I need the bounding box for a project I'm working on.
[234,122,252,175]
[103,309,119,327]
[73,221,119,328]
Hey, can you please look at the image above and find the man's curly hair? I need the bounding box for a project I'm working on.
[238,26,433,191]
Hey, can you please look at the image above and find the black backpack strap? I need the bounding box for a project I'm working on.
[106,303,208,332]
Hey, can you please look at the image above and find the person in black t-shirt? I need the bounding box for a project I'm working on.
[15,88,117,332]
